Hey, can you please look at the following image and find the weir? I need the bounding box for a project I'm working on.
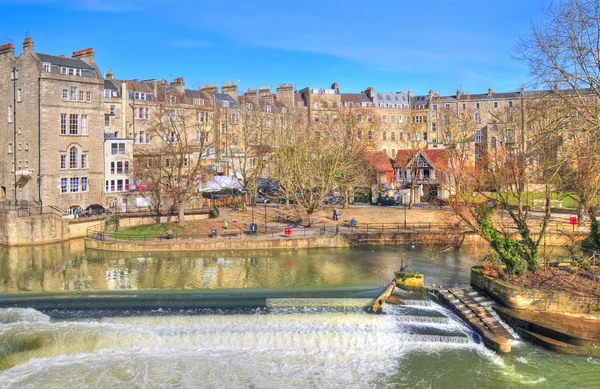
[0,285,385,311]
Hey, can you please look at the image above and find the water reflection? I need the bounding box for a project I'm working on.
[0,240,489,295]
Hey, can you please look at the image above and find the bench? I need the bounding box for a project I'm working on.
[222,230,239,238]
[158,233,174,240]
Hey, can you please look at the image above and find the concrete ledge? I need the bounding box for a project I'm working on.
[85,234,352,252]
[471,266,600,314]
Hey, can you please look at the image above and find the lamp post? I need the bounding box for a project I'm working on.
[404,201,407,228]
[251,195,255,225]
[264,199,268,233]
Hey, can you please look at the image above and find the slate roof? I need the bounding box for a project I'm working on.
[213,93,239,108]
[37,53,94,70]
[341,93,372,104]
[104,79,119,90]
[125,79,153,93]
[410,95,431,108]
[373,92,409,107]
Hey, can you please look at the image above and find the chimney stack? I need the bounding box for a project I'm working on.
[331,82,339,93]
[201,84,219,95]
[456,88,461,100]
[170,76,185,94]
[488,86,494,97]
[222,81,239,100]
[22,37,34,53]
[362,86,375,100]
[72,48,95,66]
[276,83,294,108]
[0,42,15,58]
[106,69,114,80]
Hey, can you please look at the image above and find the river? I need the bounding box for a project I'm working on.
[0,241,598,388]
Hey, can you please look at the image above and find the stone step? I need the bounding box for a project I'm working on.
[519,329,590,355]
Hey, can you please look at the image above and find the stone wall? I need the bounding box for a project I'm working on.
[471,266,600,314]
[0,211,68,245]
[85,234,351,252]
[67,213,210,238]
[0,211,211,245]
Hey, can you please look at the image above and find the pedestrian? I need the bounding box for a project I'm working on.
[332,207,338,221]
[336,208,341,220]
[74,206,79,219]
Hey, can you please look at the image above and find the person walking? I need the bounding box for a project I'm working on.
[332,207,338,221]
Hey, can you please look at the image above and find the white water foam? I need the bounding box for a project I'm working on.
[0,308,50,324]
[0,301,553,388]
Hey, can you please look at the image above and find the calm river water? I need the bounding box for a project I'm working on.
[0,241,598,388]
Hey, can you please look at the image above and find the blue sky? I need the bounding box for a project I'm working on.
[0,0,549,96]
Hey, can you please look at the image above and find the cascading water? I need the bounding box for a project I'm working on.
[0,297,483,389]
[1,245,598,388]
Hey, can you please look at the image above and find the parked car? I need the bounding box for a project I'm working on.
[377,196,400,206]
[253,194,271,204]
[324,194,345,205]
[277,197,297,204]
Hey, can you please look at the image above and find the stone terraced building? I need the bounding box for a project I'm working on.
[0,37,539,212]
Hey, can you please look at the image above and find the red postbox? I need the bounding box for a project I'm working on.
[284,227,292,236]
[570,216,578,232]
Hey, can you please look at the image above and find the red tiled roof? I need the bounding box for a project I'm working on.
[394,150,413,168]
[393,149,448,169]
[422,149,449,168]
[365,151,393,173]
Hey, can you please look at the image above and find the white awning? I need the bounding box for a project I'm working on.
[197,176,244,192]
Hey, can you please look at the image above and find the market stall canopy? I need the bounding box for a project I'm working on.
[198,176,244,192]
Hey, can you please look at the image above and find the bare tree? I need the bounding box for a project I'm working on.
[517,0,600,249]
[225,100,277,210]
[442,98,568,274]
[134,102,215,225]
[270,109,371,226]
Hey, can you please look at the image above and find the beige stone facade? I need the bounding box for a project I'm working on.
[0,37,546,213]
[0,38,105,213]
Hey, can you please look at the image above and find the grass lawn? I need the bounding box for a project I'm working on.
[482,191,578,209]
[112,222,200,239]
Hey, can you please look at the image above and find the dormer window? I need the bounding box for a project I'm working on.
[266,105,272,113]
[43,63,51,72]
[193,98,204,106]
[61,67,82,76]
[221,101,230,108]
[282,108,287,114]
[133,92,148,101]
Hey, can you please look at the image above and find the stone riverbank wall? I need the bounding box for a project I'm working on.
[85,234,352,252]
[0,212,210,246]
[471,266,600,314]
[85,231,588,252]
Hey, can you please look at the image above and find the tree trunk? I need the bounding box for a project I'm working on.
[306,210,313,227]
[243,192,248,212]
[409,180,415,210]
[178,199,185,225]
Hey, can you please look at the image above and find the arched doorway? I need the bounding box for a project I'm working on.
[0,186,6,202]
